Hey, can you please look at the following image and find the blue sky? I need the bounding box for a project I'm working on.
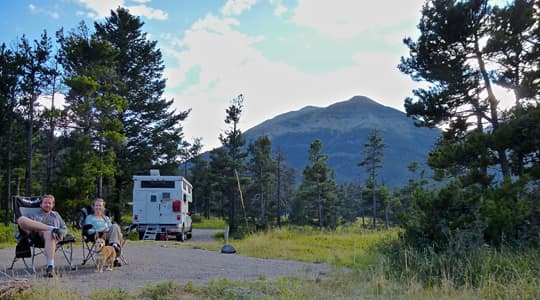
[1,0,430,150]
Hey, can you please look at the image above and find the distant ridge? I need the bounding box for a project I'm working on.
[243,96,440,186]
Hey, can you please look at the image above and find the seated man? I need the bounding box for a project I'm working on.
[84,198,123,267]
[16,194,67,277]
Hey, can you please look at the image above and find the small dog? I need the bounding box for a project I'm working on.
[95,235,116,272]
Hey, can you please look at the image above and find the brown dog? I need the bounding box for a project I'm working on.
[95,235,116,272]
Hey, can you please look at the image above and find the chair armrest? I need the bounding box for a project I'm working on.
[82,224,94,235]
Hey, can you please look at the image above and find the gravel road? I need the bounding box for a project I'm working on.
[0,229,330,296]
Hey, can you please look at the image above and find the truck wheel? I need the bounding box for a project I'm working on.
[187,227,192,239]
[176,228,186,242]
[138,230,144,241]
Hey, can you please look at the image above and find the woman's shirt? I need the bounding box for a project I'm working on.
[84,214,112,235]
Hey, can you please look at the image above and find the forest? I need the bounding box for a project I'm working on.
[1,0,540,257]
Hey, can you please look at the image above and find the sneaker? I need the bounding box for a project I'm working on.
[45,265,55,278]
[113,260,122,267]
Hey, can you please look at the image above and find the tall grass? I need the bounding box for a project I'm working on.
[230,226,398,269]
[3,224,540,299]
[191,216,227,229]
[384,241,540,299]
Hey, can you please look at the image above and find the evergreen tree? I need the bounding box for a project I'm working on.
[56,23,124,210]
[17,32,55,195]
[358,128,385,229]
[246,135,275,229]
[0,43,25,223]
[185,138,212,217]
[486,0,539,107]
[398,0,540,248]
[297,139,337,229]
[398,0,539,182]
[94,7,190,217]
[218,94,248,234]
[274,149,296,228]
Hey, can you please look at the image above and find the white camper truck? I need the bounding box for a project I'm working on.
[132,170,193,241]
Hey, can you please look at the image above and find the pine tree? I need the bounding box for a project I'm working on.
[247,135,275,229]
[17,32,55,195]
[0,43,25,224]
[297,139,337,229]
[218,94,248,234]
[358,128,385,229]
[56,23,124,205]
[94,8,190,218]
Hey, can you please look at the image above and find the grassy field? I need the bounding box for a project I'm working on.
[1,222,539,299]
[191,216,227,229]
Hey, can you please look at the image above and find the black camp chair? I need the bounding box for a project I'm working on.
[78,205,129,266]
[8,195,76,274]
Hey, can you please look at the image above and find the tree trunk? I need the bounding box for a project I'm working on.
[4,107,14,225]
[372,186,377,229]
[384,203,389,229]
[474,34,510,178]
[276,153,282,229]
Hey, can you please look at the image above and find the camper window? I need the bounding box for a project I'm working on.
[141,180,175,188]
[163,192,171,201]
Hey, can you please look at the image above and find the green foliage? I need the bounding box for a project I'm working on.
[229,226,397,269]
[384,237,540,296]
[246,135,276,230]
[192,216,227,229]
[293,139,338,229]
[127,228,140,241]
[88,289,135,300]
[138,281,183,300]
[0,222,16,246]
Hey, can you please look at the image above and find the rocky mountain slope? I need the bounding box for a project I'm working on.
[243,96,440,186]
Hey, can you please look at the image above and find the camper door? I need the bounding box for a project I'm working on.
[145,192,161,221]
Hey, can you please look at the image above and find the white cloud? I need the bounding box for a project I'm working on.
[292,0,424,39]
[269,0,287,16]
[77,0,124,19]
[128,5,168,20]
[28,3,60,19]
[163,13,420,149]
[221,0,258,16]
[77,0,167,20]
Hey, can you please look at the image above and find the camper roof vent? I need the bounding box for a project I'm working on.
[150,169,160,176]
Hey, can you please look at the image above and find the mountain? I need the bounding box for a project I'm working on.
[242,96,440,186]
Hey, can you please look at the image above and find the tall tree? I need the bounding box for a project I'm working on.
[358,128,385,229]
[399,0,511,182]
[186,140,211,217]
[246,135,275,229]
[18,32,54,195]
[486,0,539,108]
[218,94,248,234]
[57,23,124,207]
[0,43,25,224]
[94,8,190,217]
[297,139,337,229]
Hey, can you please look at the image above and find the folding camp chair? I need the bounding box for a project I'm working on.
[78,205,129,266]
[8,195,76,274]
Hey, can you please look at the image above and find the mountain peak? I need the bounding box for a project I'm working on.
[243,96,440,185]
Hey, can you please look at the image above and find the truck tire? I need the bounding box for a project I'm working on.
[176,227,186,242]
[187,227,192,239]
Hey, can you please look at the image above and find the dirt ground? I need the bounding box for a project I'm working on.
[0,229,330,296]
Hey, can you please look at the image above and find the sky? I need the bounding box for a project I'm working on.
[1,0,431,150]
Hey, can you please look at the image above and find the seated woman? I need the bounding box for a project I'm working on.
[84,198,123,267]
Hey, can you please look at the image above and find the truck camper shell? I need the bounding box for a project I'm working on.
[131,170,192,241]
